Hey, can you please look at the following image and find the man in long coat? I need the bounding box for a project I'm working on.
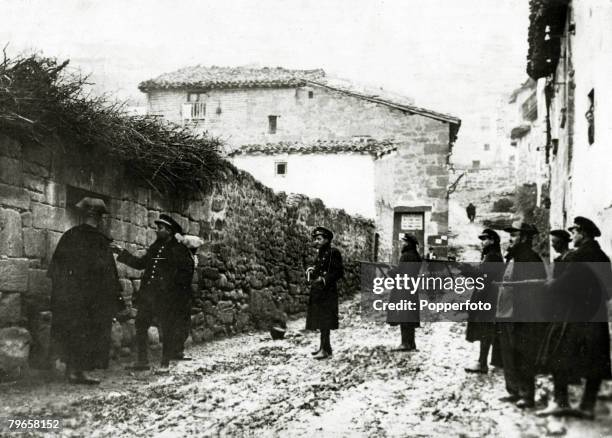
[305,226,344,360]
[48,197,124,384]
[496,222,547,408]
[536,217,612,419]
[387,233,422,351]
[465,228,505,373]
[113,214,194,369]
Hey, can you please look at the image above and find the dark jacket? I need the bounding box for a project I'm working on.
[47,224,123,370]
[117,237,194,313]
[386,245,422,327]
[466,247,504,342]
[496,242,547,321]
[305,243,344,330]
[537,240,612,379]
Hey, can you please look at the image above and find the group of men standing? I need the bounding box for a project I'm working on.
[462,217,612,420]
[48,197,198,384]
[47,196,612,422]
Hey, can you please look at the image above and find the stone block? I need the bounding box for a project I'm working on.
[0,259,28,292]
[211,197,226,212]
[27,269,51,299]
[45,231,63,266]
[23,174,45,193]
[146,229,157,246]
[131,203,148,227]
[0,157,23,186]
[425,165,447,176]
[0,134,22,158]
[187,200,210,221]
[21,212,32,228]
[0,326,31,377]
[0,183,30,210]
[147,210,159,228]
[108,219,129,241]
[22,142,51,166]
[31,203,68,232]
[0,293,21,326]
[22,161,49,178]
[426,188,447,198]
[0,208,23,257]
[44,181,66,207]
[28,311,51,369]
[424,143,449,154]
[188,221,200,236]
[128,224,147,246]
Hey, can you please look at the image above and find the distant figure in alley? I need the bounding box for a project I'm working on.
[466,203,476,223]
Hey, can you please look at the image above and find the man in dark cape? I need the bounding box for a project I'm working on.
[386,233,422,351]
[47,197,124,384]
[465,228,504,373]
[536,218,612,419]
[114,214,194,369]
[305,226,344,360]
[496,222,547,408]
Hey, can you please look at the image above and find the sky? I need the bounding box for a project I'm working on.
[1,0,529,111]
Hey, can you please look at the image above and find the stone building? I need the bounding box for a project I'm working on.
[506,78,548,204]
[526,0,612,253]
[140,66,461,261]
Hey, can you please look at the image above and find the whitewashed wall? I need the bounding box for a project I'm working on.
[231,153,376,218]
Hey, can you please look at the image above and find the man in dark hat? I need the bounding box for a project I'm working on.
[48,197,125,384]
[497,221,547,408]
[536,217,612,419]
[305,226,344,360]
[465,229,504,373]
[386,233,422,351]
[112,214,194,369]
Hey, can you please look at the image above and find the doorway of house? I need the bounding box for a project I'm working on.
[392,210,425,262]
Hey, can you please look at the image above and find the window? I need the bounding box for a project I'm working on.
[484,143,490,151]
[183,92,206,120]
[586,89,595,145]
[268,115,278,134]
[275,162,287,176]
[472,160,480,169]
[308,90,314,99]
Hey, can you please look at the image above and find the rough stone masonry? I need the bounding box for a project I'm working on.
[0,132,374,377]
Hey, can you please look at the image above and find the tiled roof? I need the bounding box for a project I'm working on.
[139,65,460,127]
[139,66,326,91]
[227,139,397,158]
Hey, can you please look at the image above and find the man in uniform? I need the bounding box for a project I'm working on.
[536,217,612,419]
[305,226,344,360]
[48,197,125,384]
[113,214,194,369]
[465,228,504,373]
[387,233,422,351]
[497,222,547,408]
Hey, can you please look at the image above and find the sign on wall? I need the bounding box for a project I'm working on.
[400,213,423,230]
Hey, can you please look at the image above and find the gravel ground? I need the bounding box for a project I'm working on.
[2,299,612,437]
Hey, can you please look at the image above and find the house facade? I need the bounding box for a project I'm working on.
[139,66,461,262]
[506,78,548,203]
[526,0,612,254]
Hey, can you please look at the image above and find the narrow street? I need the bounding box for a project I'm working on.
[3,299,612,437]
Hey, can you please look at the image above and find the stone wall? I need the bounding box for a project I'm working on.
[0,132,374,374]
